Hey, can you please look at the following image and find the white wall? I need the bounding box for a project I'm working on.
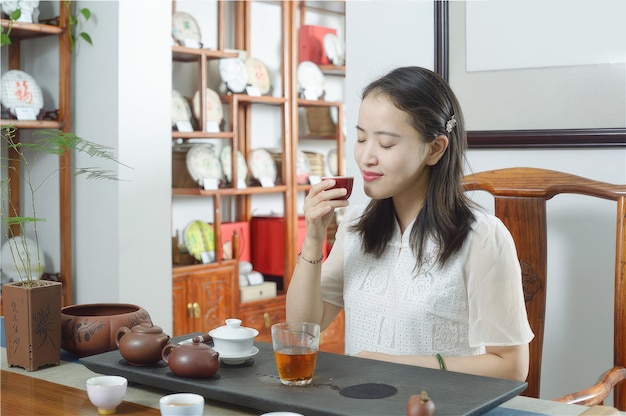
[345,0,625,404]
[345,0,434,206]
[73,1,172,333]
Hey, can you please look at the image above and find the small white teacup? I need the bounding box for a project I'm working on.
[86,375,128,415]
[159,393,204,416]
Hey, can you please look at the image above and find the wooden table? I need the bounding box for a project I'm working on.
[1,370,160,415]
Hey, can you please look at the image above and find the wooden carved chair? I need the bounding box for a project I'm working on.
[462,167,626,410]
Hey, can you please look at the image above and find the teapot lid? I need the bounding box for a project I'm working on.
[179,338,214,350]
[209,318,257,340]
[131,319,163,334]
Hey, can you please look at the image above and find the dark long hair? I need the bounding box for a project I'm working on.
[350,66,476,267]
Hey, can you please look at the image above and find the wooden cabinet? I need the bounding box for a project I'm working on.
[172,262,238,336]
[0,2,73,306]
[239,295,287,343]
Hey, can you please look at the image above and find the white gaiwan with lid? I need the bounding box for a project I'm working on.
[209,318,259,356]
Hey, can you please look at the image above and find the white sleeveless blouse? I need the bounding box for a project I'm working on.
[321,205,534,357]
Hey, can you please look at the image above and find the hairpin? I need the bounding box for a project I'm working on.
[445,115,457,133]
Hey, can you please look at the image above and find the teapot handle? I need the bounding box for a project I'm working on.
[162,343,177,364]
[115,326,130,347]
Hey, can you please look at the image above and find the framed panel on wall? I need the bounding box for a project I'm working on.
[434,0,626,148]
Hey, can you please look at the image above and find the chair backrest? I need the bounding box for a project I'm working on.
[463,167,626,409]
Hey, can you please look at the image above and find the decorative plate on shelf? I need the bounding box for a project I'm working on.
[186,144,223,184]
[192,88,223,125]
[245,57,271,95]
[327,148,339,176]
[171,90,193,126]
[0,70,44,118]
[249,149,277,183]
[323,33,345,66]
[219,146,248,184]
[172,11,201,44]
[183,220,215,262]
[218,58,248,94]
[297,61,325,100]
[1,236,44,282]
[2,0,38,12]
[296,150,311,185]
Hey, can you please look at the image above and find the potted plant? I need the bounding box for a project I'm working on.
[1,125,124,370]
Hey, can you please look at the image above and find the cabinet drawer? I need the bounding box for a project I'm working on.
[239,296,286,343]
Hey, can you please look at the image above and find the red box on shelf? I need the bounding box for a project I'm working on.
[251,216,327,276]
[299,25,336,65]
[221,222,251,262]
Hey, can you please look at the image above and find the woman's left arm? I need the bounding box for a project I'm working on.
[354,344,529,381]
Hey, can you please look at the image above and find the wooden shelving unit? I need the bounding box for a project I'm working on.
[1,2,73,306]
[169,1,346,351]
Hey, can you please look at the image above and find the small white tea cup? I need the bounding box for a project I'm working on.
[159,393,204,416]
[86,375,128,415]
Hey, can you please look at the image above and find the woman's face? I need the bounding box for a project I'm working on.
[354,92,434,203]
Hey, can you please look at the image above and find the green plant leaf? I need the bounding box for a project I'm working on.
[79,32,92,45]
[10,9,21,20]
[80,8,91,21]
[1,33,11,46]
[3,216,46,226]
[69,14,78,25]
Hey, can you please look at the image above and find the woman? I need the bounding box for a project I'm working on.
[286,66,533,382]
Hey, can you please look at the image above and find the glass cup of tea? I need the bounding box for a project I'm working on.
[271,322,321,386]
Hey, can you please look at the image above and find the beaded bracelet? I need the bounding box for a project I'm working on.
[435,353,447,370]
[297,252,324,265]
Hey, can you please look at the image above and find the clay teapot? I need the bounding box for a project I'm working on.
[161,338,220,379]
[115,319,170,366]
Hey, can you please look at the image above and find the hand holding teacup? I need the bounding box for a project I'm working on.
[322,176,353,200]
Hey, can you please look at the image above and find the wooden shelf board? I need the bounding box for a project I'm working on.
[172,131,235,140]
[318,64,345,76]
[297,99,342,107]
[299,134,340,141]
[1,119,63,129]
[172,46,239,62]
[0,19,63,40]
[172,184,289,196]
[172,260,238,273]
[231,95,287,106]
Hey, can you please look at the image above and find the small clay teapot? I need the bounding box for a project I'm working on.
[161,338,220,378]
[115,319,170,366]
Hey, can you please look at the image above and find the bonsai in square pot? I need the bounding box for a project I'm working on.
[1,126,124,370]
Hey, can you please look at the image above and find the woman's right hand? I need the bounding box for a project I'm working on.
[303,178,350,243]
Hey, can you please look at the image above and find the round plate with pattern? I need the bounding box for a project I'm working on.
[245,56,271,95]
[192,88,223,125]
[327,148,338,176]
[219,146,248,184]
[171,90,192,126]
[296,150,310,184]
[297,61,325,99]
[0,70,44,116]
[184,220,215,261]
[249,149,277,182]
[186,144,223,184]
[172,11,201,44]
